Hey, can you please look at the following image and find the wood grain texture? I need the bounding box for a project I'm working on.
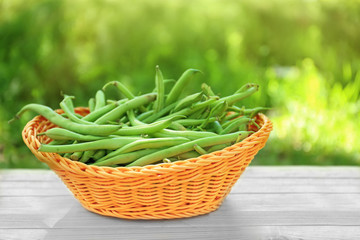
[0,167,359,240]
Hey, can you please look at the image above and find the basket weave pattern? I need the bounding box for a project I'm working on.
[22,108,272,219]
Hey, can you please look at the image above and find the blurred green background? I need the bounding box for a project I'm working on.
[1,0,359,168]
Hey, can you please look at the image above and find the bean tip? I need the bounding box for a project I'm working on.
[8,116,19,124]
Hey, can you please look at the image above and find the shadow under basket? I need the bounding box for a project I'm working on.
[22,109,273,220]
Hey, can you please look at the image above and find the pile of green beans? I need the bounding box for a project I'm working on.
[10,66,268,167]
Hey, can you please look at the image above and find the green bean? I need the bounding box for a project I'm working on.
[173,92,203,112]
[112,115,184,136]
[168,122,187,131]
[70,151,83,161]
[88,98,95,112]
[80,150,94,163]
[235,83,259,94]
[200,100,228,128]
[94,90,106,110]
[99,137,189,161]
[9,104,121,135]
[177,151,200,159]
[64,153,71,159]
[142,102,178,123]
[93,148,162,166]
[127,131,252,167]
[163,158,172,163]
[220,117,251,134]
[207,143,231,153]
[47,139,68,145]
[93,150,106,160]
[158,98,217,121]
[127,110,143,126]
[193,144,207,155]
[201,83,216,97]
[60,96,93,125]
[38,137,142,153]
[153,65,165,113]
[62,94,75,113]
[176,117,216,127]
[38,128,110,141]
[61,113,84,119]
[82,102,119,122]
[208,121,223,134]
[152,129,217,140]
[137,110,154,121]
[165,69,201,106]
[219,86,259,106]
[103,81,147,112]
[95,93,156,124]
[223,111,242,122]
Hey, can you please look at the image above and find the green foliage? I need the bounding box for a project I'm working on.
[0,0,359,168]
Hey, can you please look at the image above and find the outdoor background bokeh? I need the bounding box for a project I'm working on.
[1,0,359,168]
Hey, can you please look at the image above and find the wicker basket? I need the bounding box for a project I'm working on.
[22,108,272,219]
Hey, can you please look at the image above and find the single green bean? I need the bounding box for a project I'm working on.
[168,122,187,131]
[208,121,223,134]
[153,65,165,113]
[176,117,216,127]
[80,150,94,163]
[62,94,75,113]
[99,137,189,161]
[201,83,216,97]
[220,117,251,134]
[38,137,142,153]
[103,81,147,112]
[38,128,109,141]
[48,139,68,145]
[137,110,154,121]
[9,104,121,135]
[127,131,252,167]
[206,143,231,153]
[127,110,143,126]
[94,90,106,110]
[88,98,95,112]
[193,144,208,155]
[172,92,203,112]
[70,151,83,161]
[93,148,162,166]
[112,115,184,136]
[82,102,119,122]
[142,102,178,123]
[235,83,259,94]
[158,98,217,122]
[60,96,93,125]
[177,151,200,159]
[165,69,201,106]
[95,93,156,124]
[93,150,106,160]
[152,129,217,140]
[219,86,259,106]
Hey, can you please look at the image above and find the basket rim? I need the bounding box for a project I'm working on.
[22,111,272,175]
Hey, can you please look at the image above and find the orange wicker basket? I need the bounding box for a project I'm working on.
[22,107,272,219]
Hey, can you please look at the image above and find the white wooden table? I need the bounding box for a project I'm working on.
[1,167,359,240]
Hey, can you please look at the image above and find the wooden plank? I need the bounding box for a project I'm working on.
[1,167,360,182]
[1,177,359,196]
[0,170,58,182]
[1,193,360,229]
[1,226,359,240]
[242,166,360,178]
[2,193,360,215]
